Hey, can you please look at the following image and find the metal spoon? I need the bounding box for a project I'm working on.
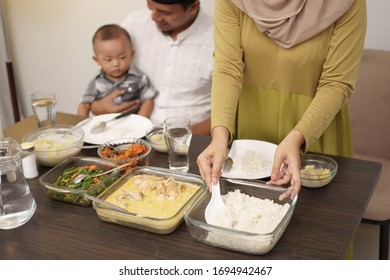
[223,156,233,173]
[61,117,92,138]
[204,181,226,225]
[81,145,101,149]
[222,145,233,173]
[72,162,132,184]
[84,193,129,213]
[81,145,120,151]
[90,107,139,134]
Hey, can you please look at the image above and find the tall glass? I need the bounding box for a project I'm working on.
[31,90,57,128]
[163,116,192,172]
[0,137,37,230]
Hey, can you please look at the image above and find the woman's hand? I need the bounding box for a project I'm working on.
[267,130,304,201]
[90,89,140,115]
[197,126,230,190]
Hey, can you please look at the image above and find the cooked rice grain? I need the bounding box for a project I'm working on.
[232,150,271,176]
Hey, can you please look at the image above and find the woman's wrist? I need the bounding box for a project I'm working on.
[288,129,306,153]
[211,126,230,147]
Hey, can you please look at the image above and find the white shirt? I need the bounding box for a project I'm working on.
[122,9,214,126]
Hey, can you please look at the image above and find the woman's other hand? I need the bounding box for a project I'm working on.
[267,129,304,201]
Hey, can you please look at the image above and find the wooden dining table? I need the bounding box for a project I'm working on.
[0,112,382,260]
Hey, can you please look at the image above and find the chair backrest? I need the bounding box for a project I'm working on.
[349,49,390,159]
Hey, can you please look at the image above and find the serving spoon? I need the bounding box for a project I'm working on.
[204,181,226,225]
[72,162,132,184]
[90,106,139,134]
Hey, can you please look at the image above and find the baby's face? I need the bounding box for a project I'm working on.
[93,36,134,81]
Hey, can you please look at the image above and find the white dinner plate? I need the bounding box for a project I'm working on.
[77,113,153,145]
[221,139,277,179]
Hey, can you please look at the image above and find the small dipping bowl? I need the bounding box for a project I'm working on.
[300,154,338,188]
[145,126,168,153]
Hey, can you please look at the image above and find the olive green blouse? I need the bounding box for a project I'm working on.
[211,0,367,156]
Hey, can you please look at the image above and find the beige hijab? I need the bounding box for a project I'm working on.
[230,0,353,48]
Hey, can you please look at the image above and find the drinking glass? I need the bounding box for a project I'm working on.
[163,116,192,172]
[31,90,57,128]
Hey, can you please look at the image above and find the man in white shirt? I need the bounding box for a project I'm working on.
[91,0,213,134]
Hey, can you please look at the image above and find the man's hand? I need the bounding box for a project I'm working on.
[90,89,140,115]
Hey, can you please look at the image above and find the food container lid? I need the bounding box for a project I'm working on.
[21,142,35,152]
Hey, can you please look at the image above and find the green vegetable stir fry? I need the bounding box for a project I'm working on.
[49,164,117,206]
[55,165,107,190]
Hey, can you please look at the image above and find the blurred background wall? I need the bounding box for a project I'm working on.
[0,0,389,129]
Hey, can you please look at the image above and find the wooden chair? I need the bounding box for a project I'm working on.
[349,49,390,260]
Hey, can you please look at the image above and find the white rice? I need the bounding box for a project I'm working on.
[212,189,289,234]
[231,150,272,176]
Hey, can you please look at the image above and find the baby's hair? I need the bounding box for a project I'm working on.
[92,24,132,52]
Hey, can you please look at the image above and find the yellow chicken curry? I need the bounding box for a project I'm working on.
[105,174,200,219]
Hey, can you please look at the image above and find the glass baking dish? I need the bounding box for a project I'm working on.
[184,179,298,255]
[39,157,120,206]
[90,166,207,234]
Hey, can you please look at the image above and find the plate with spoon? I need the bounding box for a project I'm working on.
[77,111,153,145]
[221,139,277,179]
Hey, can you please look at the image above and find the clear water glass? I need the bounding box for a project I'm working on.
[163,116,192,172]
[31,90,57,128]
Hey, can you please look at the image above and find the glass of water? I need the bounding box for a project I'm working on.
[31,90,57,128]
[163,116,192,172]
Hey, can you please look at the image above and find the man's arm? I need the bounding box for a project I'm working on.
[192,118,211,135]
[77,103,90,117]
